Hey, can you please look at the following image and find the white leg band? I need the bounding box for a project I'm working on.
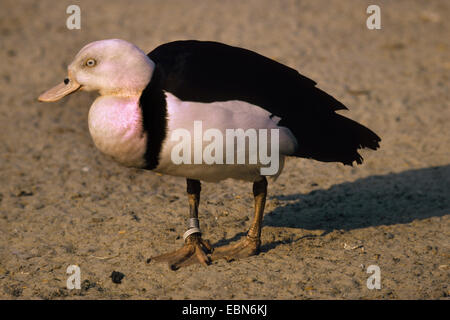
[183,227,201,241]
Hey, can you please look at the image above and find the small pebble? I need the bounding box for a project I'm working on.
[110,271,125,284]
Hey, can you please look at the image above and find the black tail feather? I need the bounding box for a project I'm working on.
[291,113,381,166]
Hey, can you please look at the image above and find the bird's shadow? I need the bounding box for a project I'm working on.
[215,165,450,253]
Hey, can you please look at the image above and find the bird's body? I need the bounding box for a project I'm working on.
[39,39,380,269]
[146,40,380,166]
[153,92,296,182]
[87,89,295,182]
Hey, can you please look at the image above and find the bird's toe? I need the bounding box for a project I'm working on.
[148,234,212,270]
[211,236,260,262]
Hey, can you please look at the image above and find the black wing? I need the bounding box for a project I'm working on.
[148,40,380,165]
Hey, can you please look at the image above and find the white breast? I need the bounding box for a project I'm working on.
[88,96,147,167]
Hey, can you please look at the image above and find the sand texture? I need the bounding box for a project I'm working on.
[0,0,449,299]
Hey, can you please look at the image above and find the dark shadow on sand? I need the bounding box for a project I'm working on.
[214,165,450,252]
[264,165,449,231]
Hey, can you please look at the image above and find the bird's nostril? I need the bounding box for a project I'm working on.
[64,78,70,85]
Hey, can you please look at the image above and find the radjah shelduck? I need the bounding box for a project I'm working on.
[39,39,381,270]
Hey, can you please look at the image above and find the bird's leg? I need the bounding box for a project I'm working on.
[212,177,267,261]
[149,179,212,270]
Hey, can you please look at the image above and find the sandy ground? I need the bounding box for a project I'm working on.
[0,0,449,300]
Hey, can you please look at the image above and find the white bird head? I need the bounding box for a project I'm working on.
[38,39,154,102]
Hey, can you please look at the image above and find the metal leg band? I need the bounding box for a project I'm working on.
[188,218,200,229]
